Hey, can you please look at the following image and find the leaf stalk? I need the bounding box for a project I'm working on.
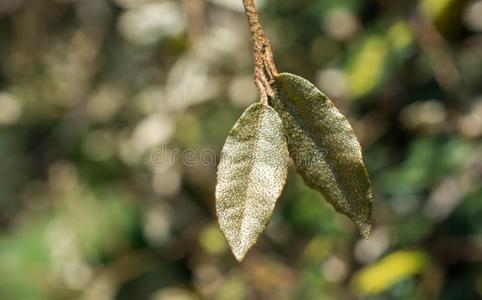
[242,0,278,105]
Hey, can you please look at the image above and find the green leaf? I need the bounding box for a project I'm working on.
[216,103,289,261]
[270,72,372,238]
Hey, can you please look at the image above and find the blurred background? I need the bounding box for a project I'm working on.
[0,0,481,299]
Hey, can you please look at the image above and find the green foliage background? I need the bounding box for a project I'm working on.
[0,0,481,299]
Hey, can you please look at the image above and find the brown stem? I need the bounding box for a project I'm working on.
[242,0,278,105]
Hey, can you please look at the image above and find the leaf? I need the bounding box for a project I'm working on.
[269,72,372,238]
[216,103,289,261]
[351,250,430,295]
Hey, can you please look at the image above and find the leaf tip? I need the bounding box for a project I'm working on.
[358,222,372,240]
[355,193,373,240]
[218,222,255,262]
[230,243,251,262]
[233,251,247,262]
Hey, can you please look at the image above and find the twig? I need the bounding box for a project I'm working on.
[242,0,278,104]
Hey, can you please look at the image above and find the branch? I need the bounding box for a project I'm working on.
[242,0,278,104]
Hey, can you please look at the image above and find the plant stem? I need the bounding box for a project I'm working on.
[242,0,278,105]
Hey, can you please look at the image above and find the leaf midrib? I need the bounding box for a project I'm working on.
[238,105,266,244]
[277,83,354,214]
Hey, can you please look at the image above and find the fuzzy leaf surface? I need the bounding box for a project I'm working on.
[270,73,372,237]
[216,103,289,261]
